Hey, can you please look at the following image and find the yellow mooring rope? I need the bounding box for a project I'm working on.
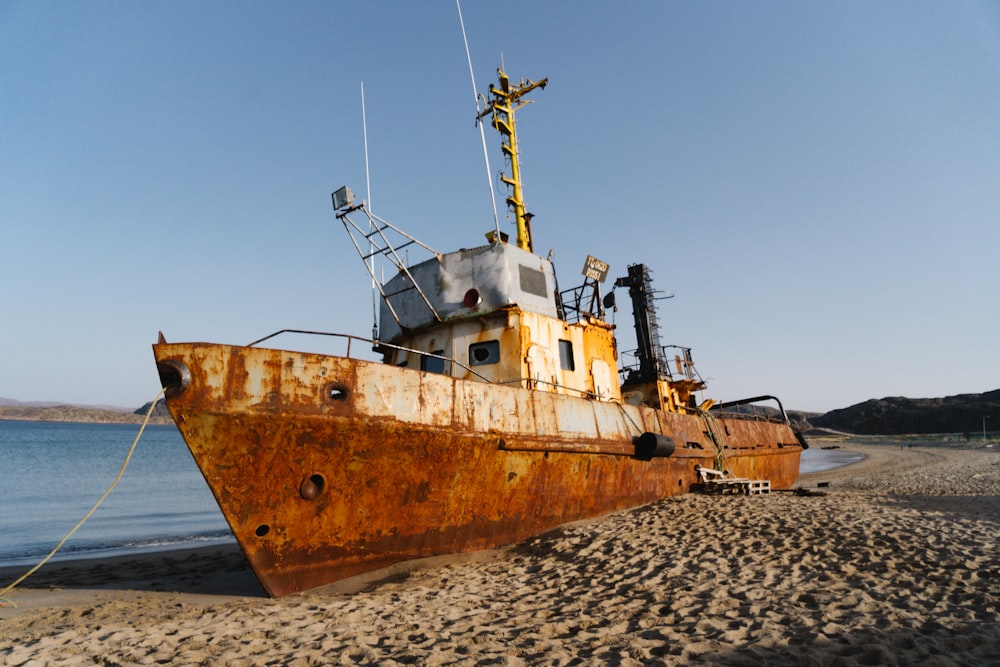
[615,400,644,438]
[0,387,167,607]
[699,408,729,473]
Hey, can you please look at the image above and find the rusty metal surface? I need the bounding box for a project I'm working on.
[154,341,802,597]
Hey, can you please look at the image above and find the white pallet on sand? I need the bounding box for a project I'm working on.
[694,465,771,495]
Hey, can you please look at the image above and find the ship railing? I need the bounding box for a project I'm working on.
[246,329,493,383]
[559,280,605,324]
[618,344,705,384]
[246,329,606,400]
[709,395,790,425]
[496,377,600,400]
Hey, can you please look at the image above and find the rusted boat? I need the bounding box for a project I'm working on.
[153,68,806,597]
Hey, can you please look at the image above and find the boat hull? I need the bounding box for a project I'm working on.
[154,342,802,596]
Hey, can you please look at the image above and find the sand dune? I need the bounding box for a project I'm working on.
[2,442,998,665]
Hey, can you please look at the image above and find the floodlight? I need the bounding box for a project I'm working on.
[331,186,354,211]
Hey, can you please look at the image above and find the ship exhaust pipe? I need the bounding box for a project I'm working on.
[633,432,675,460]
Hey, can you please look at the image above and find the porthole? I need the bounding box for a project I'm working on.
[255,524,270,537]
[299,473,326,500]
[463,288,482,308]
[156,359,191,398]
[469,340,500,366]
[325,383,349,402]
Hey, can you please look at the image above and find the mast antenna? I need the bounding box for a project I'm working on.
[361,81,377,338]
[362,81,372,212]
[456,0,501,240]
[478,67,547,252]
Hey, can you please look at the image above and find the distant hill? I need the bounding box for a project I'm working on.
[0,397,132,412]
[134,400,172,418]
[0,397,173,425]
[809,389,1000,435]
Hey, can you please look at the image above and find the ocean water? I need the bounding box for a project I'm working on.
[0,421,855,569]
[799,446,864,474]
[0,420,232,567]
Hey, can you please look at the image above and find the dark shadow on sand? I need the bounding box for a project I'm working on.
[0,542,267,599]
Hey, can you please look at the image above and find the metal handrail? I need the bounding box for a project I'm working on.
[710,395,789,424]
[245,329,493,383]
[495,377,599,400]
[245,329,609,399]
[618,344,704,384]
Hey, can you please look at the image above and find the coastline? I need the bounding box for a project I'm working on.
[0,413,174,426]
[3,442,999,665]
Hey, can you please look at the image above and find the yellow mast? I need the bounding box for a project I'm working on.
[479,68,547,253]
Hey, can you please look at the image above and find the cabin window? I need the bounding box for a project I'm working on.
[558,340,575,371]
[518,265,547,297]
[421,350,447,374]
[469,340,500,366]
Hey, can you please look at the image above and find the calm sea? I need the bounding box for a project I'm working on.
[0,420,232,567]
[0,420,854,568]
[799,446,864,474]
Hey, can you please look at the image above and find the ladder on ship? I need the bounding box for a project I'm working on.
[616,264,673,383]
[332,189,444,330]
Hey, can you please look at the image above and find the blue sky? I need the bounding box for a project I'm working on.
[2,1,998,413]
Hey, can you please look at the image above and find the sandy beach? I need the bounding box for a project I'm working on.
[2,442,998,666]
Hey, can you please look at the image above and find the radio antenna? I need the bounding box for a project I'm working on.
[361,81,378,338]
[362,81,372,211]
[456,0,501,239]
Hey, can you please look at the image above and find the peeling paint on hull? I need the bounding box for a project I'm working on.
[154,342,802,597]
